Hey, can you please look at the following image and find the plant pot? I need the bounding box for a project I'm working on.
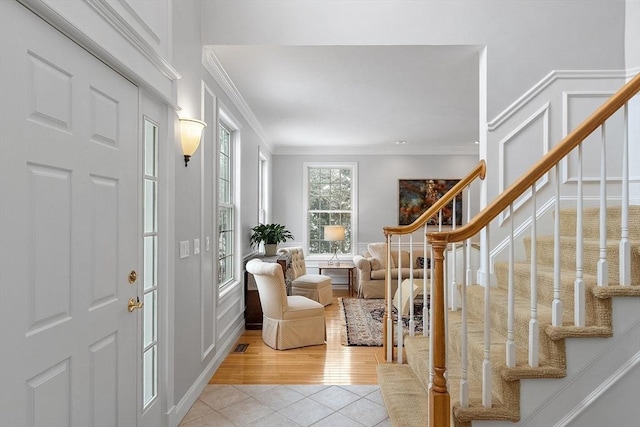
[264,244,278,256]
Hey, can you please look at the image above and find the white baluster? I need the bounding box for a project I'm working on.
[529,184,539,367]
[397,236,403,364]
[575,144,585,327]
[482,226,492,408]
[450,196,459,311]
[409,235,415,336]
[429,239,434,387]
[424,224,429,337]
[620,104,630,286]
[598,122,609,287]
[506,204,516,368]
[386,234,393,362]
[460,238,469,408]
[552,166,563,327]
[466,187,473,287]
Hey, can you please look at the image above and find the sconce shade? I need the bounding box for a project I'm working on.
[324,225,345,241]
[179,118,207,167]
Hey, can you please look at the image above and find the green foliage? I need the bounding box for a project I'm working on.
[249,223,294,247]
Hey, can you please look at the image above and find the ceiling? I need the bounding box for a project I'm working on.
[205,45,481,155]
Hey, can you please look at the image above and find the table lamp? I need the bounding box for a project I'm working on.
[324,225,345,265]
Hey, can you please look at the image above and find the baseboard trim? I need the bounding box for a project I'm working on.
[168,320,244,427]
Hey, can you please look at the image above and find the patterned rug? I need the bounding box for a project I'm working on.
[339,297,427,346]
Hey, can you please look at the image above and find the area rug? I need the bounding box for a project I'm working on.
[339,297,426,346]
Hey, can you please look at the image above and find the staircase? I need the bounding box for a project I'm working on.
[376,73,640,426]
[378,206,640,426]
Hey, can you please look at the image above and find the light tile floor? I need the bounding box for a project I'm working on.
[179,384,391,427]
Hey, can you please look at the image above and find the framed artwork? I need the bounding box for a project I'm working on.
[398,179,462,226]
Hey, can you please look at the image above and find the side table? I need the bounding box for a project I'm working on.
[317,261,356,297]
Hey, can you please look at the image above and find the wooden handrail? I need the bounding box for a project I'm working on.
[383,160,487,236]
[428,72,640,245]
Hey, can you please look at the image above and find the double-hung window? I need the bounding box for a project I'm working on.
[304,163,357,256]
[218,122,234,289]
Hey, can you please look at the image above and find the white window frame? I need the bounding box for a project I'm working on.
[258,148,268,225]
[217,106,242,297]
[302,162,358,260]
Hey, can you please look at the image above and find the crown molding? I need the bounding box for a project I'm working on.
[202,49,272,152]
[273,143,479,156]
[488,70,627,131]
[85,0,181,80]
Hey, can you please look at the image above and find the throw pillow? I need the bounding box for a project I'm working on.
[416,256,431,269]
[368,242,395,269]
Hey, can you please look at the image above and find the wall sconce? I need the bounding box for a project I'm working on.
[324,225,346,265]
[179,118,207,167]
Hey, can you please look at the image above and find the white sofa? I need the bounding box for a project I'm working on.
[353,243,430,299]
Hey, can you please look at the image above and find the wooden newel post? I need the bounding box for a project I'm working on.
[429,240,450,427]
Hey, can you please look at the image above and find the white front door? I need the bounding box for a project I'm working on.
[0,2,140,426]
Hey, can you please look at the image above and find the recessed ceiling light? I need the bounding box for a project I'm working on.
[474,141,479,144]
[395,140,406,145]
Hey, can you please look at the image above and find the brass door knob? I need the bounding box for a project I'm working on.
[127,296,144,312]
[128,270,137,284]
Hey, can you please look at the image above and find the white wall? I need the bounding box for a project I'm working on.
[170,1,272,420]
[272,153,481,249]
[200,0,626,120]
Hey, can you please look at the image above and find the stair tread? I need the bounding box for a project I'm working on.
[377,364,429,427]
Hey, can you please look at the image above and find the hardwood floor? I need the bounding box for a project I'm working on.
[209,289,382,385]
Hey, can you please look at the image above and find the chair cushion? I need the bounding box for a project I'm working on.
[284,296,325,320]
[292,274,331,288]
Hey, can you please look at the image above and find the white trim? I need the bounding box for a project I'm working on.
[84,0,179,80]
[489,196,556,275]
[200,82,216,363]
[488,70,627,131]
[18,0,179,108]
[554,350,640,427]
[275,143,479,156]
[202,49,269,149]
[169,321,244,427]
[627,68,640,79]
[498,102,550,225]
[114,0,161,43]
[302,162,358,258]
[561,91,639,183]
[518,319,640,426]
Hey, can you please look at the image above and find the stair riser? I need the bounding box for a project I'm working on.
[405,337,431,392]
[464,285,572,367]
[493,263,600,326]
[448,325,519,412]
[523,237,640,282]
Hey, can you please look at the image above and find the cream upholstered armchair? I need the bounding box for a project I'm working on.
[277,247,333,306]
[246,259,326,350]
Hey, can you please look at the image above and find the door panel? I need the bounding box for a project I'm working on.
[0,2,139,426]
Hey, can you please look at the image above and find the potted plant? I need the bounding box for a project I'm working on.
[249,223,294,256]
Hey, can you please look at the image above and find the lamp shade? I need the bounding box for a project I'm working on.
[324,225,345,242]
[179,118,206,166]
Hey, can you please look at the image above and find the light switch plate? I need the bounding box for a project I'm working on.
[205,236,210,251]
[179,241,189,259]
[194,238,200,255]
